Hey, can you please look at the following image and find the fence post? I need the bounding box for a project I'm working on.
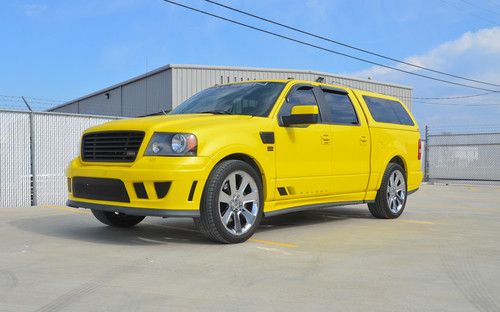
[21,96,37,206]
[424,125,430,182]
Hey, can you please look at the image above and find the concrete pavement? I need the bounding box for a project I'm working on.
[0,184,499,312]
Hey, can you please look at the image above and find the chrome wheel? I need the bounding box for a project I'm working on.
[386,170,406,214]
[218,170,259,236]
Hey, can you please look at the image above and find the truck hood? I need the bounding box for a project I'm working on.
[84,114,255,134]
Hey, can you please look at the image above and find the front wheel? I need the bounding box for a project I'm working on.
[368,163,407,219]
[198,160,263,244]
[91,210,145,227]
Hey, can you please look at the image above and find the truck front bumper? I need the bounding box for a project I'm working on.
[66,156,211,215]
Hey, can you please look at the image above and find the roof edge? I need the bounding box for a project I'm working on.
[50,64,412,111]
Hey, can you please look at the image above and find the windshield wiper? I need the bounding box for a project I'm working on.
[198,110,233,115]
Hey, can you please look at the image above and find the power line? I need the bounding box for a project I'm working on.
[161,0,500,93]
[203,0,500,89]
[414,100,500,106]
[329,78,500,106]
[412,91,497,100]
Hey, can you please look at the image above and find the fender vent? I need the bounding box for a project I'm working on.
[260,132,275,144]
[277,187,288,196]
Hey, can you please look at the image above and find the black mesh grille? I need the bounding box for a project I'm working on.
[82,131,145,162]
[72,177,130,202]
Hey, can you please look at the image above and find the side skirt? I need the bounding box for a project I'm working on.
[407,188,419,195]
[264,200,374,218]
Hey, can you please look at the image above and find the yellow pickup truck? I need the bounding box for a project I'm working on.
[67,79,422,243]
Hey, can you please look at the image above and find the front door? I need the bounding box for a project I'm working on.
[274,85,332,199]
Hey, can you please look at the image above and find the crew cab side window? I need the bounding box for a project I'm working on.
[279,86,320,117]
[363,96,414,126]
[321,90,359,125]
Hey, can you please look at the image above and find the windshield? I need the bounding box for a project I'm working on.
[170,82,286,117]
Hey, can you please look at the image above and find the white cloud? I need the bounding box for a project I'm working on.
[348,27,500,128]
[352,27,500,82]
[22,4,47,16]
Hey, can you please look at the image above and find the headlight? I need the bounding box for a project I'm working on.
[145,133,197,156]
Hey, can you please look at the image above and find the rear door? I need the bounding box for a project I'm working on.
[316,86,370,195]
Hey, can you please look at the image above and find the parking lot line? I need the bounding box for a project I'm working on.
[250,238,298,248]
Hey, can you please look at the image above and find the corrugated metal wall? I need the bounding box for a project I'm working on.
[52,65,412,116]
[79,87,122,116]
[55,70,172,117]
[171,66,412,110]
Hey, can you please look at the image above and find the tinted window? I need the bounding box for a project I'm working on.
[279,86,319,116]
[322,91,358,125]
[363,96,414,126]
[171,82,285,117]
[390,101,414,125]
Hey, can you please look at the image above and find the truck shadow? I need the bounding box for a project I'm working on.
[260,206,373,232]
[10,206,373,246]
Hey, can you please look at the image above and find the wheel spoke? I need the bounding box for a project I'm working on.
[239,175,250,194]
[395,197,402,208]
[234,212,242,232]
[219,192,231,205]
[222,208,233,225]
[242,191,258,204]
[229,174,238,195]
[241,208,256,225]
[390,173,396,186]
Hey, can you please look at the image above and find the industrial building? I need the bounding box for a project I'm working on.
[49,64,413,117]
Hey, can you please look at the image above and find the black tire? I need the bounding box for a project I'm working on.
[91,210,145,228]
[368,163,407,219]
[198,160,263,244]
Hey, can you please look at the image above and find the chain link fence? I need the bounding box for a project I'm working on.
[0,109,117,207]
[424,126,500,184]
[1,107,499,207]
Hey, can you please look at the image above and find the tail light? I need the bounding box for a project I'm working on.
[418,139,422,160]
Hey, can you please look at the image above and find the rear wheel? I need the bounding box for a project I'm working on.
[91,210,145,227]
[198,160,263,244]
[368,163,407,219]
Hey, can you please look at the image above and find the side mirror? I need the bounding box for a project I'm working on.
[282,105,319,126]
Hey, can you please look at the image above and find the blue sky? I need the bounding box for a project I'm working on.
[1,0,499,129]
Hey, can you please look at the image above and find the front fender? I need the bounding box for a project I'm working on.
[203,143,276,202]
